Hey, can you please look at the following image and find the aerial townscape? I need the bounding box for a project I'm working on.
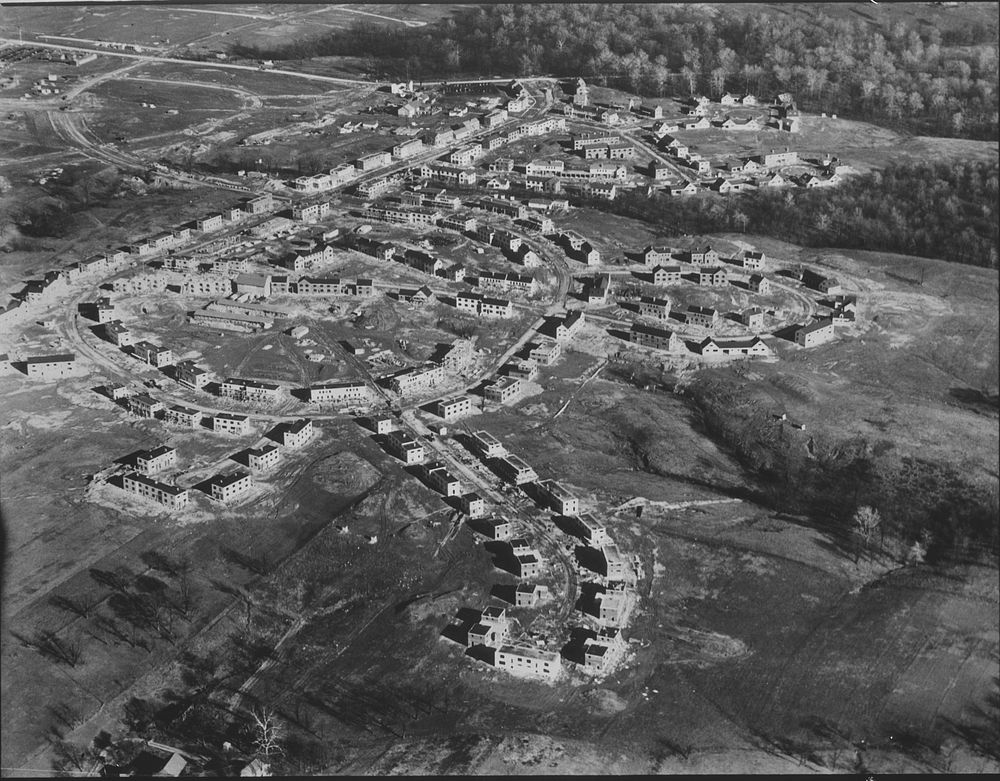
[0,1,997,777]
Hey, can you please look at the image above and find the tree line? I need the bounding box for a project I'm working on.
[229,3,998,140]
[583,160,999,269]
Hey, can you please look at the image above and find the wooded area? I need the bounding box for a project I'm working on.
[583,160,1000,269]
[230,3,999,140]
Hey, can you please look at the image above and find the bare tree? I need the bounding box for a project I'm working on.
[250,706,284,759]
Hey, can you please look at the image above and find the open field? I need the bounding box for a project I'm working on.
[673,115,1000,173]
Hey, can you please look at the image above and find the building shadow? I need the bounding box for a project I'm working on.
[490,583,518,605]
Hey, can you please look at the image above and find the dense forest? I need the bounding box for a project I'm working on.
[230,3,999,140]
[580,160,999,268]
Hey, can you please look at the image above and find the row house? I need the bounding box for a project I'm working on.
[440,212,477,232]
[306,380,371,405]
[642,246,676,266]
[419,163,477,186]
[425,461,463,496]
[279,418,314,449]
[537,478,580,515]
[574,514,614,548]
[572,131,618,150]
[449,144,483,167]
[485,376,525,404]
[740,307,766,329]
[699,336,773,357]
[385,428,426,465]
[392,137,424,159]
[173,360,210,389]
[121,472,189,509]
[387,363,445,396]
[456,292,513,319]
[166,405,201,428]
[208,471,253,503]
[132,341,173,368]
[528,339,561,366]
[698,267,729,287]
[553,310,585,341]
[471,430,506,459]
[129,393,163,418]
[476,271,535,294]
[196,214,224,233]
[355,150,392,171]
[102,320,134,347]
[652,264,684,285]
[636,295,672,321]
[220,377,283,403]
[213,412,251,435]
[525,159,564,176]
[685,305,719,327]
[435,394,473,422]
[741,250,766,270]
[795,318,836,347]
[496,453,537,485]
[296,276,345,296]
[190,308,271,332]
[291,201,330,222]
[459,492,487,518]
[495,644,561,681]
[213,256,251,276]
[183,274,231,297]
[748,273,771,294]
[136,445,177,475]
[629,322,681,352]
[505,358,538,381]
[479,197,528,220]
[355,177,394,199]
[247,443,281,472]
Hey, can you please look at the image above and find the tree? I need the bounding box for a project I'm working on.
[249,706,284,759]
[853,505,882,557]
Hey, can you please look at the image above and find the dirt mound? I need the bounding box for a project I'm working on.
[356,302,400,331]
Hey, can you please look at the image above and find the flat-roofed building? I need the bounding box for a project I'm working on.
[209,470,253,503]
[471,430,506,459]
[174,360,210,389]
[515,583,544,607]
[425,462,463,497]
[570,514,612,547]
[136,445,177,475]
[102,320,134,347]
[528,340,561,366]
[166,405,201,427]
[220,377,283,403]
[132,341,173,368]
[121,472,189,509]
[213,412,251,435]
[496,454,537,485]
[370,413,395,435]
[602,544,634,583]
[484,376,524,404]
[459,492,487,518]
[435,395,473,422]
[306,381,371,405]
[23,353,77,380]
[538,479,580,515]
[190,308,272,332]
[129,393,164,418]
[386,428,425,464]
[495,644,561,680]
[477,517,513,541]
[246,443,281,472]
[386,364,444,396]
[594,589,629,628]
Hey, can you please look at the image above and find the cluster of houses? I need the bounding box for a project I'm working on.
[110,418,316,511]
[443,428,635,681]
